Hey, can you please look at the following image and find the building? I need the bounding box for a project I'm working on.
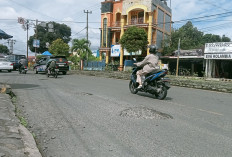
[161,49,205,77]
[99,0,172,70]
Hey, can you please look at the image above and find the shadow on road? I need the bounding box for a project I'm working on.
[137,92,173,100]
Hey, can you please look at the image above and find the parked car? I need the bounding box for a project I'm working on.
[0,58,13,72]
[6,54,27,70]
[34,56,49,74]
[34,56,69,75]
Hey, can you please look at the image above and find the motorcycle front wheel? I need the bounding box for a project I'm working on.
[129,80,138,94]
[155,86,167,100]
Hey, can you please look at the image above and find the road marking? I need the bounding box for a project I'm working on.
[196,108,223,116]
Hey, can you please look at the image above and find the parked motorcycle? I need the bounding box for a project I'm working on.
[129,66,171,100]
[47,67,59,78]
[18,66,28,74]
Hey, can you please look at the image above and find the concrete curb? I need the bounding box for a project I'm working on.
[0,84,42,157]
[69,70,232,93]
[0,84,12,94]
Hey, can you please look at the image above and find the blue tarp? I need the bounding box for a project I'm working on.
[0,29,13,39]
[42,51,52,56]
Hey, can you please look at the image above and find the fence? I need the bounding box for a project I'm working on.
[83,60,106,71]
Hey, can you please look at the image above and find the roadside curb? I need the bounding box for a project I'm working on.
[0,84,12,94]
[0,84,42,157]
[69,70,232,93]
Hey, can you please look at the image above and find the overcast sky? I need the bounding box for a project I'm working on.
[0,0,232,56]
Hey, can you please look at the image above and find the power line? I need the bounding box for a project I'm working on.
[198,0,229,12]
[71,27,86,37]
[8,0,59,21]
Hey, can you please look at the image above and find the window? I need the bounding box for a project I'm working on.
[103,18,107,47]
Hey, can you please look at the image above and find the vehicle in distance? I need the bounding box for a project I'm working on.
[0,57,13,72]
[6,54,26,70]
[34,56,69,75]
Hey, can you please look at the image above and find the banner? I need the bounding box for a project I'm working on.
[33,39,40,48]
[111,45,120,57]
[124,49,142,56]
[204,54,232,60]
[205,42,232,54]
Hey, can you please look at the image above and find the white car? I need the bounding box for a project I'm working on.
[0,58,13,72]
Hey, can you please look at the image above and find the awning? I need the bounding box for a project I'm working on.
[0,29,13,39]
[42,51,52,56]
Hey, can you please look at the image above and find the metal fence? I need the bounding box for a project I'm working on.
[83,60,106,71]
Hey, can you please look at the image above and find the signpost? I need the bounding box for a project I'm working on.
[204,42,232,60]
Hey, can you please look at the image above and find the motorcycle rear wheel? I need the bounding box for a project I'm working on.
[129,80,138,94]
[155,86,167,100]
[55,72,58,78]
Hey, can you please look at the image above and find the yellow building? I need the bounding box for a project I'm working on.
[100,0,172,71]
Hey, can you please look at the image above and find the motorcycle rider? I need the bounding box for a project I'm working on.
[47,59,56,74]
[134,45,160,89]
[18,57,28,71]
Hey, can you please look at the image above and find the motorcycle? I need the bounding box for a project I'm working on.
[18,65,28,74]
[129,66,171,100]
[47,67,59,78]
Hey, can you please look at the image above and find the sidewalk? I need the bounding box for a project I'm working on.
[0,84,42,157]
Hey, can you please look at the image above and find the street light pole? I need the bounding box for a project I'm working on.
[84,10,92,61]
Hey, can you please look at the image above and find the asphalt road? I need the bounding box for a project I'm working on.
[1,70,232,157]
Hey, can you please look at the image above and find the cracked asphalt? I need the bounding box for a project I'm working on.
[1,70,232,157]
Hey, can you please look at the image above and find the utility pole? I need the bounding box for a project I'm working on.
[35,19,38,57]
[26,21,29,59]
[84,10,92,60]
[176,38,180,76]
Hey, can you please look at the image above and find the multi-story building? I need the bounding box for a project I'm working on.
[100,0,172,70]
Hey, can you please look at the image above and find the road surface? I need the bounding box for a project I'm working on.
[1,70,232,157]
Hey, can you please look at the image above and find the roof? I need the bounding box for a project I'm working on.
[0,29,13,39]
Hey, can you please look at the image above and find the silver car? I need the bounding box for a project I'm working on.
[0,58,13,72]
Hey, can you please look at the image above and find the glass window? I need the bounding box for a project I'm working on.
[103,18,107,47]
[158,9,164,28]
[156,30,163,49]
[165,14,171,32]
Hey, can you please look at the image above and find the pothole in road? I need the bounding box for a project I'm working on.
[80,92,93,96]
[120,107,173,120]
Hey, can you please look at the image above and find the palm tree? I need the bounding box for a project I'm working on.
[71,38,92,60]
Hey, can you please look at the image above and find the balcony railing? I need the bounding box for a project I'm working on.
[129,18,144,25]
[112,21,121,27]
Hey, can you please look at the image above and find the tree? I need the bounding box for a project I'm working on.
[28,22,71,53]
[0,44,9,54]
[71,38,92,60]
[120,26,148,53]
[162,21,231,55]
[49,39,70,57]
[222,35,231,42]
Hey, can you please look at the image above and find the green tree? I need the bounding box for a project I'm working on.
[0,44,9,54]
[71,38,92,60]
[120,26,148,53]
[222,35,231,42]
[28,22,71,53]
[49,39,70,57]
[162,21,231,55]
